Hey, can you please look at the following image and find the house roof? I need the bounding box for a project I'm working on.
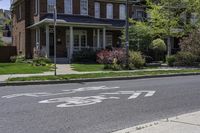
[42,14,126,28]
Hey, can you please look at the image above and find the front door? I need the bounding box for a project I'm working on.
[49,33,54,57]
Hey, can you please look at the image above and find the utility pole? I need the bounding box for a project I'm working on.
[54,5,57,76]
[125,0,129,67]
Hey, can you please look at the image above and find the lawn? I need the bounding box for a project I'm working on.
[8,69,200,81]
[0,63,52,75]
[71,64,105,72]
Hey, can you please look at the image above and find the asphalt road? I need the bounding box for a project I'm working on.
[0,75,200,133]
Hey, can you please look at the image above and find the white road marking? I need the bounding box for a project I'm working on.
[39,95,119,108]
[2,86,156,108]
[101,91,156,99]
[2,86,119,99]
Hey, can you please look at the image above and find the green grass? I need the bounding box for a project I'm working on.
[71,64,105,72]
[0,63,52,75]
[7,69,200,82]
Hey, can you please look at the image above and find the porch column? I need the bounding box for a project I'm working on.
[97,29,100,49]
[103,27,106,49]
[45,25,49,58]
[69,26,74,61]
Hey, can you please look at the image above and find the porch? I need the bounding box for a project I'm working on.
[35,26,121,62]
[30,14,124,62]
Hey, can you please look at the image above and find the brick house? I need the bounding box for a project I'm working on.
[11,0,146,61]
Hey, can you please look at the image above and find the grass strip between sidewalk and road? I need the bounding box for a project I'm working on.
[7,69,200,82]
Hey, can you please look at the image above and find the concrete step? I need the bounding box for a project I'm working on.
[50,58,69,64]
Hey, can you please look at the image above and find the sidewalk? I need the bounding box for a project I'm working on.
[113,111,200,133]
[0,66,180,82]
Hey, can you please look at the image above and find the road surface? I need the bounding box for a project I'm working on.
[0,75,200,133]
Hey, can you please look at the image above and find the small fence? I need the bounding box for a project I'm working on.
[0,46,17,62]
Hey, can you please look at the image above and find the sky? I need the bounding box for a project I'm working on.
[0,0,10,10]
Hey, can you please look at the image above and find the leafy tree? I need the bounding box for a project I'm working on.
[146,0,200,55]
[179,29,200,56]
[122,20,153,54]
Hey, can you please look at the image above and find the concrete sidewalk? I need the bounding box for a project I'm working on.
[0,67,180,82]
[113,111,200,133]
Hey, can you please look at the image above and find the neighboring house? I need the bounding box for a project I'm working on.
[11,0,146,61]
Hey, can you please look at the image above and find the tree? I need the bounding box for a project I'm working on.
[122,20,153,54]
[179,29,200,56]
[146,0,200,55]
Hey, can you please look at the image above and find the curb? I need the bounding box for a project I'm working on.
[1,72,200,87]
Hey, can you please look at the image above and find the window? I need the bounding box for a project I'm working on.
[106,34,112,46]
[18,4,22,20]
[119,4,126,20]
[73,30,87,51]
[64,0,72,14]
[34,0,38,15]
[106,3,113,19]
[80,0,88,15]
[47,0,56,13]
[95,2,100,18]
[136,10,144,19]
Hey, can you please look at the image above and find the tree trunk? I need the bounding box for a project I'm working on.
[167,37,171,56]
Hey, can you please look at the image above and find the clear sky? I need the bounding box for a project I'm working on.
[0,0,10,10]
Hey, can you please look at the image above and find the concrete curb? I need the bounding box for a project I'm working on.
[1,72,200,87]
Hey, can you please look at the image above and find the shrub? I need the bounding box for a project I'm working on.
[96,48,126,65]
[175,52,198,66]
[14,55,26,63]
[32,57,52,66]
[128,51,145,69]
[150,38,167,52]
[150,38,167,61]
[10,56,17,63]
[73,49,97,63]
[166,55,176,67]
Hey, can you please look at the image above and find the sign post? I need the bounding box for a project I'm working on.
[54,5,57,76]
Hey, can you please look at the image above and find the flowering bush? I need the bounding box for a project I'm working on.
[96,48,126,65]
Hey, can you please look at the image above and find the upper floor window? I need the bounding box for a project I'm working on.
[34,0,38,15]
[47,0,56,13]
[119,4,126,20]
[95,2,100,18]
[17,4,22,20]
[64,0,72,14]
[106,3,113,19]
[136,10,145,19]
[80,0,88,15]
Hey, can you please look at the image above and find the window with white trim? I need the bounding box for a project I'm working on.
[95,2,100,18]
[34,0,38,15]
[106,3,113,19]
[119,4,126,20]
[64,0,72,14]
[47,0,56,13]
[73,30,88,51]
[80,0,88,15]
